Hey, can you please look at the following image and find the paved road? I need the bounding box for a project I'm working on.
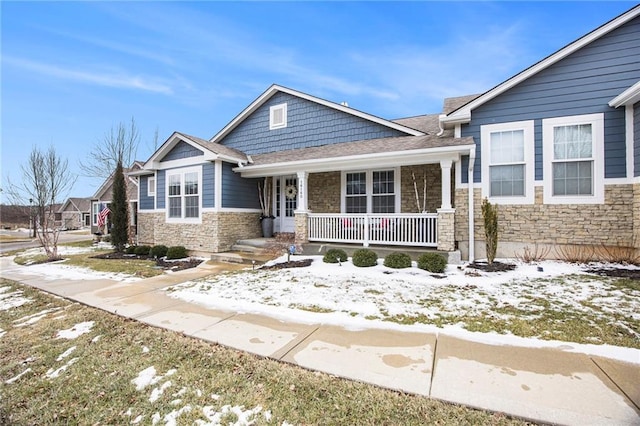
[0,230,94,254]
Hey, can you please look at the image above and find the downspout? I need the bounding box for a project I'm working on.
[437,114,446,137]
[467,146,475,263]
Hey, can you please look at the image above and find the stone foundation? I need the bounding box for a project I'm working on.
[137,210,261,254]
[455,184,637,259]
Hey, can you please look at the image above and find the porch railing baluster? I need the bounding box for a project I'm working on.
[307,213,438,247]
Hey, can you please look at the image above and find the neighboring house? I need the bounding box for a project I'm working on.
[57,197,91,230]
[136,5,640,260]
[91,161,142,238]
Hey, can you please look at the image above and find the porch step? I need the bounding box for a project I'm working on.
[230,244,262,254]
[210,251,274,265]
[235,238,275,248]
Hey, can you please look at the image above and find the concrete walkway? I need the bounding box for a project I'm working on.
[1,257,639,425]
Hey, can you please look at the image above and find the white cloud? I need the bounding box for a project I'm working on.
[3,56,174,95]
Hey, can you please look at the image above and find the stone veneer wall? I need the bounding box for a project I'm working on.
[137,211,261,254]
[308,166,450,214]
[455,185,636,258]
[400,165,442,213]
[634,182,640,249]
[308,172,341,213]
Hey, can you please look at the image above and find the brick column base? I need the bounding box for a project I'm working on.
[437,209,455,251]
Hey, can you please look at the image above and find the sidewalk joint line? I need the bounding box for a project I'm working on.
[590,357,640,412]
[429,335,439,397]
[276,325,321,361]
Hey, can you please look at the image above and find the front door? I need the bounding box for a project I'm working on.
[275,175,297,233]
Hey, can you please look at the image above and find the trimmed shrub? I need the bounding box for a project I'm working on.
[166,246,188,260]
[134,245,151,256]
[323,248,348,264]
[125,245,136,255]
[384,252,412,269]
[482,197,499,265]
[150,245,168,258]
[417,253,447,273]
[352,248,378,268]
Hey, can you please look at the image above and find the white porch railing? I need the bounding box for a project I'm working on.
[307,213,438,247]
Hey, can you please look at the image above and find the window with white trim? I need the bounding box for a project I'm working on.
[543,113,604,204]
[343,169,398,213]
[166,167,201,221]
[147,176,156,197]
[269,103,287,130]
[481,121,534,204]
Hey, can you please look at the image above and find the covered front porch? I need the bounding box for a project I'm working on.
[234,136,475,256]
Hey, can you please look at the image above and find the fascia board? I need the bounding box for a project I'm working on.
[234,144,475,178]
[443,5,640,124]
[609,80,640,107]
[143,133,216,170]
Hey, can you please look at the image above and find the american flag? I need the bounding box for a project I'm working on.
[97,203,110,227]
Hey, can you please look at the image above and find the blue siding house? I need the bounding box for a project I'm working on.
[135,5,640,260]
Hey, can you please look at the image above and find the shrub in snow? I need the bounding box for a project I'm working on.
[150,245,168,258]
[384,252,412,269]
[352,248,378,267]
[166,246,188,260]
[125,245,137,255]
[323,248,348,264]
[417,253,447,273]
[134,245,151,256]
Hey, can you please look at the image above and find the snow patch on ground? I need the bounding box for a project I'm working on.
[45,357,79,379]
[0,286,32,311]
[56,321,95,339]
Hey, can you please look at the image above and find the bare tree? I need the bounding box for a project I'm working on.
[6,146,76,259]
[80,117,140,180]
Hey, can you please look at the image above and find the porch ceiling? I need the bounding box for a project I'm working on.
[235,135,475,177]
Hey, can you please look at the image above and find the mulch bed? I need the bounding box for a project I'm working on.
[91,252,203,271]
[466,261,517,273]
[261,259,313,270]
[584,266,640,280]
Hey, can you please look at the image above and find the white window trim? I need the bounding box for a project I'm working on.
[147,176,156,197]
[481,120,535,205]
[340,168,401,213]
[542,113,604,205]
[165,166,202,223]
[269,103,287,130]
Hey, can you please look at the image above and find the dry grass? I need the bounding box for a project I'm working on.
[0,279,530,425]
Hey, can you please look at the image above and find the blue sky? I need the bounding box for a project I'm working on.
[1,1,636,200]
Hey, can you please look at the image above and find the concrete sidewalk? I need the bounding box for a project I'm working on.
[1,257,639,425]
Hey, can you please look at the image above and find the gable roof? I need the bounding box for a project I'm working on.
[141,131,248,171]
[209,84,425,144]
[441,4,640,128]
[93,161,142,200]
[58,197,91,213]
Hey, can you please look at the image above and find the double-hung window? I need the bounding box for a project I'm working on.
[345,172,367,213]
[166,167,201,222]
[543,114,603,204]
[343,169,398,213]
[481,121,534,204]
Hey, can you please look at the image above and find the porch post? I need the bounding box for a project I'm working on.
[440,159,452,210]
[437,159,455,251]
[295,171,309,244]
[296,171,309,213]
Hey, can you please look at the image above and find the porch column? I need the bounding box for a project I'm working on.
[438,159,455,251]
[440,159,452,210]
[295,171,309,245]
[296,171,309,212]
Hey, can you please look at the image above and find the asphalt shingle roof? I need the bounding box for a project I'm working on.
[250,134,474,166]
